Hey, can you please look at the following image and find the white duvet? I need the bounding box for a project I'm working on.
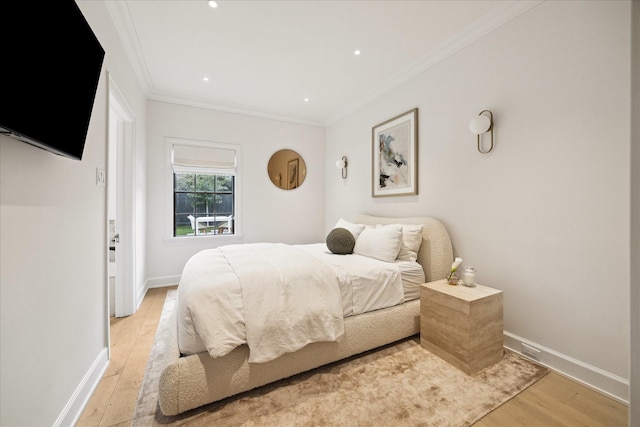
[177,242,413,363]
[296,243,406,316]
[177,243,345,363]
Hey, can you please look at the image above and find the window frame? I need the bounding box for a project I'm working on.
[164,137,242,244]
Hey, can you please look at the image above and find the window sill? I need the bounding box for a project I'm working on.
[163,233,243,246]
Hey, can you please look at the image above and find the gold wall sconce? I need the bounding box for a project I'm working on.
[335,156,348,179]
[469,110,494,154]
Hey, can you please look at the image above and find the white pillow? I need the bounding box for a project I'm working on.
[354,224,403,262]
[396,224,424,262]
[335,218,366,240]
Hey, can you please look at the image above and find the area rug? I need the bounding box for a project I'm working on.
[133,290,548,426]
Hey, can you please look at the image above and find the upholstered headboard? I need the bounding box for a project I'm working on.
[350,214,453,283]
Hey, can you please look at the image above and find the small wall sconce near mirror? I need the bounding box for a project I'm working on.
[335,156,348,179]
[469,110,494,154]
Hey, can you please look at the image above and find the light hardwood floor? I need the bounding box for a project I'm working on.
[77,286,177,427]
[77,286,628,427]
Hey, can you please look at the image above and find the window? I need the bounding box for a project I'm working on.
[168,139,239,238]
[174,173,234,236]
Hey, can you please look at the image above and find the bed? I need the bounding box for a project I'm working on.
[158,214,453,415]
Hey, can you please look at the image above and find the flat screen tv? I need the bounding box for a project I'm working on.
[0,1,105,161]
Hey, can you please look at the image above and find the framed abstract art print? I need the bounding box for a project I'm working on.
[372,108,418,197]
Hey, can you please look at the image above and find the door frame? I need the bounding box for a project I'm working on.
[108,74,137,319]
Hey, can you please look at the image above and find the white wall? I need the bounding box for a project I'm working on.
[630,1,639,424]
[0,94,108,427]
[325,1,631,401]
[0,2,147,425]
[145,101,325,284]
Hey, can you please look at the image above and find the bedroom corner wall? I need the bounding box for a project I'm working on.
[144,101,325,285]
[0,2,147,426]
[325,0,631,402]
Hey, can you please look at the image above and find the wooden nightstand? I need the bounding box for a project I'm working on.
[420,279,503,375]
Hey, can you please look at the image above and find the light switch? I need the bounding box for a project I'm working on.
[96,168,106,186]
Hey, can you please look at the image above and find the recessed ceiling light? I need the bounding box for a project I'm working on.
[304,98,310,102]
[202,76,210,82]
[208,1,218,8]
[354,49,361,56]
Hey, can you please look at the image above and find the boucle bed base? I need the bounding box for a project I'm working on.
[158,214,453,416]
[159,298,420,415]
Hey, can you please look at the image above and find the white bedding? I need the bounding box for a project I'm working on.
[398,260,426,301]
[297,243,424,315]
[177,243,344,363]
[222,244,344,363]
[177,242,424,362]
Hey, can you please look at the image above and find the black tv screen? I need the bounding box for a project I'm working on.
[0,1,105,160]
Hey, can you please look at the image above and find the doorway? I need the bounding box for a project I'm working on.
[107,74,136,319]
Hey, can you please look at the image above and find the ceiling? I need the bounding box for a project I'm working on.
[106,0,541,127]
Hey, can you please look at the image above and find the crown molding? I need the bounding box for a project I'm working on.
[107,0,543,129]
[147,91,325,128]
[105,1,153,95]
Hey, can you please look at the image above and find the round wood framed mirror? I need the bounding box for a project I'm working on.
[267,149,306,190]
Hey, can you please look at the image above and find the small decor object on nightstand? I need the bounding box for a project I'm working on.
[446,257,463,285]
[462,266,476,287]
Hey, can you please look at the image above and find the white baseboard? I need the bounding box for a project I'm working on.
[504,331,629,404]
[137,283,148,311]
[137,276,180,310]
[145,275,180,289]
[54,347,109,427]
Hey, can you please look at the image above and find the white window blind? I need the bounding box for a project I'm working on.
[172,144,236,175]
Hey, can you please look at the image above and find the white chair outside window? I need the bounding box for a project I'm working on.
[187,215,207,235]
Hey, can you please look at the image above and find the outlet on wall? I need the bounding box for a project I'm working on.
[521,343,542,360]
